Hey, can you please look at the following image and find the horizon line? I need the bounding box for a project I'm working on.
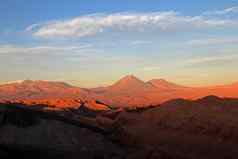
[0,74,237,89]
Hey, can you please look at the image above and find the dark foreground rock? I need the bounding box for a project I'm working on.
[2,96,238,159]
[0,103,125,159]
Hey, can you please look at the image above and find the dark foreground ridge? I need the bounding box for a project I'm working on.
[1,96,238,159]
[0,103,125,159]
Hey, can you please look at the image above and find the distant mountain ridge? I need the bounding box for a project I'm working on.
[0,75,238,108]
[147,79,188,90]
[0,80,89,100]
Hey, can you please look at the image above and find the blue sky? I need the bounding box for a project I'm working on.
[1,0,238,87]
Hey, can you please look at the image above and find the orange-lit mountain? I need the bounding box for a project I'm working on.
[0,76,238,108]
[0,80,111,110]
[109,75,155,92]
[0,80,89,100]
[0,80,94,109]
[148,79,188,90]
[91,75,238,107]
[90,75,193,107]
[91,75,155,94]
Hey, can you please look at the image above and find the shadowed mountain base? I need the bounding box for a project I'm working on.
[1,96,238,158]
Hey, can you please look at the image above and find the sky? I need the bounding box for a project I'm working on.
[1,0,238,87]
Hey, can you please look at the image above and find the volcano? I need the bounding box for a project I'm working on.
[0,76,238,108]
[108,75,155,93]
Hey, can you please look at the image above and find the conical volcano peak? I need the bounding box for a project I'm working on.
[109,75,149,91]
[119,75,143,82]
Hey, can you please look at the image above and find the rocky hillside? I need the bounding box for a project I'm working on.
[1,96,238,158]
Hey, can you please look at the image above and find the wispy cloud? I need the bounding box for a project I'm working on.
[203,6,238,15]
[0,44,146,67]
[187,37,238,46]
[0,44,92,55]
[26,11,237,38]
[25,23,43,32]
[186,54,238,64]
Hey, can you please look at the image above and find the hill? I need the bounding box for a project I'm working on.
[1,76,238,108]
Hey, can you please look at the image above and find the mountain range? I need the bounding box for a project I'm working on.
[0,75,238,108]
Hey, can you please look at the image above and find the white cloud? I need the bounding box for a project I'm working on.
[203,6,238,15]
[186,54,238,64]
[25,23,42,32]
[27,11,237,38]
[187,37,238,46]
